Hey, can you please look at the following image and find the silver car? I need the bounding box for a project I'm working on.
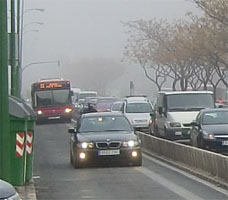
[0,179,21,200]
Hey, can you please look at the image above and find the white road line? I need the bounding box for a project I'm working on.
[143,153,228,196]
[135,166,204,200]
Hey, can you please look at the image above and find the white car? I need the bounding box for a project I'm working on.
[123,96,154,131]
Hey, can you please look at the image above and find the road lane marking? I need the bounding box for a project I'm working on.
[143,153,228,196]
[135,166,204,200]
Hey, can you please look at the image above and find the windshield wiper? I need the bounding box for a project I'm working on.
[168,108,187,111]
[184,107,204,111]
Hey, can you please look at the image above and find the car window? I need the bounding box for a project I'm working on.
[79,116,132,132]
[202,111,228,125]
[126,102,153,113]
[111,102,123,111]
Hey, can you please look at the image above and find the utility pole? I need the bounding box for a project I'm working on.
[0,0,11,180]
[16,0,21,97]
[11,0,17,96]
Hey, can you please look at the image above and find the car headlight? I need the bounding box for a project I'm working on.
[65,108,73,113]
[122,140,139,147]
[78,142,94,149]
[202,131,215,140]
[37,110,43,115]
[169,122,181,127]
[7,192,21,200]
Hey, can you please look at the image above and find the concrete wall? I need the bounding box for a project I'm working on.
[137,132,228,183]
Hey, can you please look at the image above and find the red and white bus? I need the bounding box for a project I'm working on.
[31,78,73,123]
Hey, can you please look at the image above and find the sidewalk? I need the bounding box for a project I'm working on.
[15,179,37,200]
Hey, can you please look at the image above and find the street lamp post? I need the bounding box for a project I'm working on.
[22,60,61,72]
[0,0,10,181]
[17,3,45,97]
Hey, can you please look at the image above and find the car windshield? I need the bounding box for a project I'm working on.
[79,116,132,133]
[126,102,153,113]
[167,93,214,111]
[35,90,71,107]
[112,102,123,111]
[202,110,228,125]
[79,93,97,99]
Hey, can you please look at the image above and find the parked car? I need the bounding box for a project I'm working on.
[122,95,154,132]
[149,91,215,140]
[0,179,21,200]
[190,108,228,152]
[68,112,142,168]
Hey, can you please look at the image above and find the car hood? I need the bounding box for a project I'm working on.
[77,131,137,142]
[167,111,199,124]
[202,124,228,135]
[125,113,150,121]
[0,179,16,199]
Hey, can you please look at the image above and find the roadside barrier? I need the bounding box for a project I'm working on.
[137,132,228,184]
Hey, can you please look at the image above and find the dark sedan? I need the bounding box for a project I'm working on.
[68,112,142,168]
[190,108,228,152]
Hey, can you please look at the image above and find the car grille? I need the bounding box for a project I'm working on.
[96,141,121,149]
[214,135,228,140]
[134,119,147,123]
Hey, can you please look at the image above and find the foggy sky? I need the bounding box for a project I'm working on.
[22,0,200,99]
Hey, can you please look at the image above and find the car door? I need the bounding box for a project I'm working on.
[190,113,201,146]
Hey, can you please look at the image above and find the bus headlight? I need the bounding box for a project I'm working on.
[65,108,73,113]
[37,110,43,115]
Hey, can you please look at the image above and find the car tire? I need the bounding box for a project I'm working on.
[198,136,206,149]
[133,154,142,166]
[72,151,81,168]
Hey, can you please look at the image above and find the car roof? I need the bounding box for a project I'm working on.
[200,108,228,113]
[82,112,125,117]
[125,96,150,103]
[159,91,214,95]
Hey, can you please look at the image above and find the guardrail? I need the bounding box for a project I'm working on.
[137,132,228,185]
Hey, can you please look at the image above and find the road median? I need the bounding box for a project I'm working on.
[137,131,228,189]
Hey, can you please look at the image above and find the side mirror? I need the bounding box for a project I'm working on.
[150,112,155,118]
[68,128,76,134]
[70,90,74,96]
[190,121,199,127]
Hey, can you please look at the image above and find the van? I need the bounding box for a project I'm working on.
[122,95,154,132]
[150,91,215,140]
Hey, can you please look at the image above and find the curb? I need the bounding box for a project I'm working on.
[15,179,37,200]
[143,148,228,190]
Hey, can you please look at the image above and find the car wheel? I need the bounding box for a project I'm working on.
[72,151,81,168]
[198,136,206,149]
[133,154,142,166]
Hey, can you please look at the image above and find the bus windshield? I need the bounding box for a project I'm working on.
[35,89,71,107]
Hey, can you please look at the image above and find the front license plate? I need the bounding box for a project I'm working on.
[175,131,182,136]
[222,141,228,146]
[98,149,120,156]
[48,116,60,120]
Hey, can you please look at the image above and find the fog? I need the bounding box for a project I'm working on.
[22,0,199,100]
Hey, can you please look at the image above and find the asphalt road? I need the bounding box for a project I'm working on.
[33,122,228,200]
